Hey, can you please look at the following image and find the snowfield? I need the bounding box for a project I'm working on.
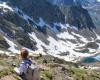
[28,23,100,62]
[1,19,100,62]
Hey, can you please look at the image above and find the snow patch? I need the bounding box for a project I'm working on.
[28,33,46,55]
[28,26,100,62]
[0,50,4,54]
[4,37,19,53]
[0,2,14,12]
[72,32,88,42]
[57,32,75,39]
[95,32,100,40]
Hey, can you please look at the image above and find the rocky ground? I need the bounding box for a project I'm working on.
[0,54,100,80]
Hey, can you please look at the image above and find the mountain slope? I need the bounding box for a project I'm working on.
[0,0,100,62]
[49,0,100,28]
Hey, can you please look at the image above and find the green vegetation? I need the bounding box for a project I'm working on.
[0,55,100,80]
[0,35,4,41]
[69,66,100,80]
[0,60,6,66]
[41,70,53,80]
[0,66,15,78]
[70,66,87,80]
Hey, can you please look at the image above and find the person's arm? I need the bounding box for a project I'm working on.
[14,67,20,75]
[14,63,25,75]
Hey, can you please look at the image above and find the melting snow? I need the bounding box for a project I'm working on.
[95,32,100,39]
[4,37,19,53]
[57,32,75,39]
[0,2,14,12]
[0,5,99,62]
[28,33,46,55]
[0,50,4,54]
[47,36,67,54]
[72,32,88,42]
[28,24,100,62]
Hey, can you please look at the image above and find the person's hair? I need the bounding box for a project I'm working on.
[20,48,29,59]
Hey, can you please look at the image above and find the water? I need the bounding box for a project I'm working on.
[82,57,97,63]
[82,55,100,63]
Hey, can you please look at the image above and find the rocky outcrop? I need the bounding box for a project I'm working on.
[0,35,9,49]
[75,42,99,49]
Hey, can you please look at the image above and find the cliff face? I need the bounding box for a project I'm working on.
[60,6,96,30]
[48,0,100,28]
[7,0,65,24]
[1,0,95,29]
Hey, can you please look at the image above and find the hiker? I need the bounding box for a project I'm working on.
[14,48,40,80]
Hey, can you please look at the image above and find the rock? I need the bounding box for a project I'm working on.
[73,48,89,53]
[85,42,99,49]
[0,75,18,80]
[38,64,49,71]
[0,35,9,49]
[95,39,100,43]
[0,65,5,72]
[75,42,99,50]
[58,52,70,56]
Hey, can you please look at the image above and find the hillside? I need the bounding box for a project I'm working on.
[1,54,100,80]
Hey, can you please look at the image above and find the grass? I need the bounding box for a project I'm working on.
[0,69,9,78]
[0,35,4,41]
[70,66,87,80]
[0,60,7,66]
[1,55,100,80]
[0,67,15,78]
[0,59,16,78]
[41,70,53,80]
[70,66,100,80]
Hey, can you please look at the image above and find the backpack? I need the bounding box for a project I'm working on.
[25,64,40,80]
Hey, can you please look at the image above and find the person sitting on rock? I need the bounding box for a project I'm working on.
[14,48,32,80]
[14,48,40,80]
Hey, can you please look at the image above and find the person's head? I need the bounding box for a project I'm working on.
[20,48,29,60]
